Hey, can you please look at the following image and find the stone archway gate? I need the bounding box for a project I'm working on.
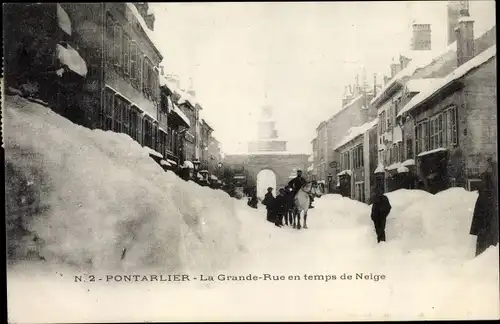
[223,152,310,191]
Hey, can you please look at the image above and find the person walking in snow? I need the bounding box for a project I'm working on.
[274,188,288,227]
[262,187,276,223]
[470,157,499,256]
[370,186,392,243]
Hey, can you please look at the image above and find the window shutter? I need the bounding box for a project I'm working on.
[123,34,130,75]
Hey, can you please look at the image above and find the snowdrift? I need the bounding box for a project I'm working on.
[4,94,243,273]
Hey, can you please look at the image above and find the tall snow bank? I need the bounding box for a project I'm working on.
[4,95,242,273]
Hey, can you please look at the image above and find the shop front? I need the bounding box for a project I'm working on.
[417,148,450,194]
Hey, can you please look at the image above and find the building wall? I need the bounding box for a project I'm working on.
[103,3,161,119]
[462,58,497,179]
[326,93,374,191]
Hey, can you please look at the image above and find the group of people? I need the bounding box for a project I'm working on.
[248,170,314,227]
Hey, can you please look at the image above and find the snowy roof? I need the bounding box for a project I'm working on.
[172,104,191,128]
[417,147,448,158]
[374,163,385,174]
[126,3,162,59]
[371,49,448,107]
[398,45,496,118]
[334,118,378,150]
[161,76,198,108]
[405,78,442,93]
[308,155,314,162]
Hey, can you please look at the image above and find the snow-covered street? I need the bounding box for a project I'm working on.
[5,94,499,322]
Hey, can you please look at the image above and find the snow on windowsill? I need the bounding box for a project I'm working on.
[56,43,88,77]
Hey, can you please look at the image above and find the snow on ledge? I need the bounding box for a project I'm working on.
[398,45,496,118]
[56,44,87,77]
[160,159,171,167]
[386,162,402,171]
[417,147,448,158]
[337,170,352,176]
[182,160,194,169]
[374,164,385,174]
[307,165,314,172]
[144,147,163,159]
[167,159,177,166]
[397,166,409,173]
[458,16,475,23]
[401,159,416,167]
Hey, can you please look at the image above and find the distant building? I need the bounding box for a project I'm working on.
[333,118,378,202]
[314,80,378,193]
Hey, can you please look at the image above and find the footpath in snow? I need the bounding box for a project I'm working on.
[5,94,499,322]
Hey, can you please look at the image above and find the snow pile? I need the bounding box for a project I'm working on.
[4,94,242,273]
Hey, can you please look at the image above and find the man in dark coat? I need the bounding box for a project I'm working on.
[289,170,315,209]
[370,187,392,243]
[470,158,499,256]
[262,187,276,223]
[274,188,287,227]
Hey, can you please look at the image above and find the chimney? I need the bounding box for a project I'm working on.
[144,13,155,31]
[159,65,164,76]
[400,55,411,70]
[411,23,432,51]
[447,1,469,45]
[390,62,401,78]
[455,12,474,66]
[384,75,390,85]
[373,74,377,97]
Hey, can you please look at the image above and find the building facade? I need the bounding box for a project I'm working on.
[398,17,497,193]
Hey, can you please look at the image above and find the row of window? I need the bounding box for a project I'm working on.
[106,12,160,103]
[102,87,180,160]
[415,105,458,154]
[340,144,364,171]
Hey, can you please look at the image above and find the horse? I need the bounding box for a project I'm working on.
[292,181,323,229]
